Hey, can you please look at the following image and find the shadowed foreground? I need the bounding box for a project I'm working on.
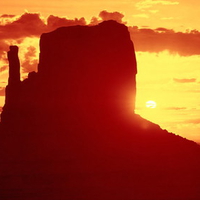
[0,21,200,200]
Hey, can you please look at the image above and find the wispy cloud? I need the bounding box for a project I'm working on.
[161,17,174,20]
[0,14,17,25]
[21,46,38,73]
[164,106,187,110]
[132,14,149,18]
[0,66,7,72]
[186,89,200,93]
[0,87,5,96]
[173,78,196,83]
[184,119,200,124]
[136,0,179,10]
[149,10,159,14]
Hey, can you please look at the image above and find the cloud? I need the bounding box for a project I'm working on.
[164,107,187,110]
[0,87,5,96]
[21,46,38,73]
[0,13,46,61]
[0,40,9,60]
[0,11,124,64]
[0,14,16,18]
[132,14,149,18]
[136,0,179,10]
[89,17,100,26]
[149,10,159,14]
[173,78,196,83]
[99,10,125,24]
[89,10,126,25]
[0,66,8,72]
[0,13,46,40]
[184,119,200,124]
[0,13,88,69]
[129,27,200,56]
[155,27,170,32]
[0,14,17,25]
[161,17,174,20]
[184,89,200,94]
[46,15,86,31]
[0,9,200,71]
[0,13,87,41]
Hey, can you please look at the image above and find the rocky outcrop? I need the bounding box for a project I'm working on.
[37,20,137,125]
[1,46,21,125]
[7,46,21,86]
[1,20,137,130]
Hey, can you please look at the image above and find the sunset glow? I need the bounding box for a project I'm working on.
[146,100,157,108]
[0,0,200,143]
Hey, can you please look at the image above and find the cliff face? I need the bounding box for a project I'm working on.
[38,20,137,124]
[1,20,137,130]
[1,21,200,200]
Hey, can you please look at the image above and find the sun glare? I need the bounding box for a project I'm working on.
[146,100,157,108]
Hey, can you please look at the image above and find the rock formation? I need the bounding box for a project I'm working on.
[1,20,137,131]
[8,46,21,86]
[0,20,200,200]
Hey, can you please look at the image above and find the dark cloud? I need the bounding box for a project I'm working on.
[99,10,125,24]
[173,78,196,83]
[0,13,87,65]
[0,13,46,60]
[47,15,86,31]
[0,87,5,96]
[0,13,46,40]
[22,46,38,73]
[0,14,16,18]
[129,27,200,56]
[0,13,87,42]
[0,65,8,72]
[88,10,126,25]
[0,40,9,60]
[89,17,100,26]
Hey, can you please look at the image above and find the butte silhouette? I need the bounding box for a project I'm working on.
[0,20,200,200]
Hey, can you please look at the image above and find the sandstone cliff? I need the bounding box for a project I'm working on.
[1,20,137,131]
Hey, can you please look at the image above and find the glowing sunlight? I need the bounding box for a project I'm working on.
[146,100,157,108]
[135,51,200,142]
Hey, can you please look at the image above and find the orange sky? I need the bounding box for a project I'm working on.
[1,0,200,31]
[0,0,200,143]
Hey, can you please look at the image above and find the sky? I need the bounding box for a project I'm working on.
[0,0,200,143]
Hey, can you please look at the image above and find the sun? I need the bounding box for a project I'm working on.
[146,100,157,108]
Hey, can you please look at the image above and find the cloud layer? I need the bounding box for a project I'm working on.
[173,78,196,83]
[0,10,200,74]
[136,0,179,10]
[129,27,200,56]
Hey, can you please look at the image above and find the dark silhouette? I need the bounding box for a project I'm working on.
[0,20,200,200]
